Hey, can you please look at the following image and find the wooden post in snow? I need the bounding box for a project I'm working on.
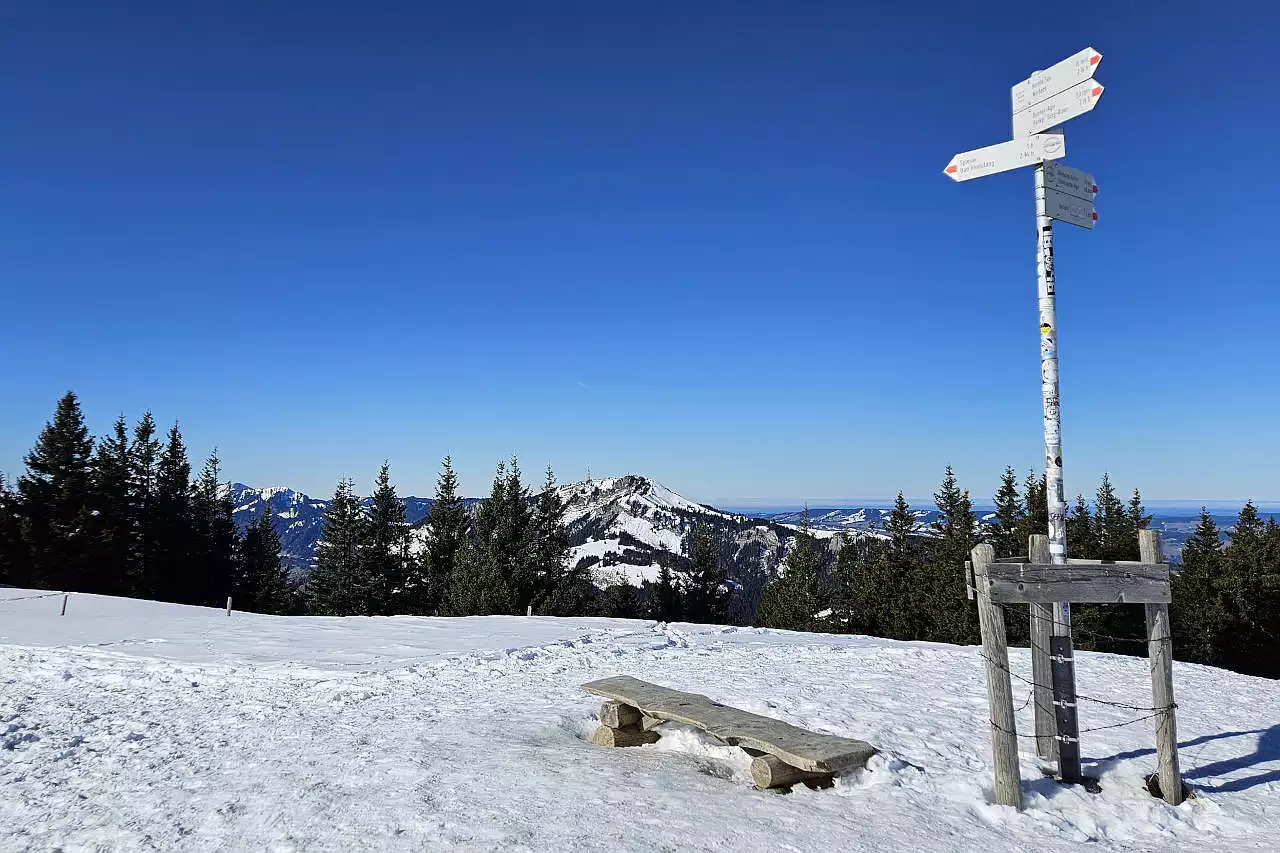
[971,543,1023,809]
[1028,535,1058,763]
[226,596,232,617]
[1140,529,1182,805]
[60,593,68,616]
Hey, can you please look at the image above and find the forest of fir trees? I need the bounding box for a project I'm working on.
[3,392,1278,679]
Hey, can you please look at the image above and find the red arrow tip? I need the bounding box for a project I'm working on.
[1092,86,1103,97]
[1092,184,1099,193]
[945,165,957,174]
[1090,54,1101,65]
[1092,212,1098,220]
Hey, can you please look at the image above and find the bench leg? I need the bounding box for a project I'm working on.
[591,724,660,748]
[600,701,642,729]
[750,754,834,790]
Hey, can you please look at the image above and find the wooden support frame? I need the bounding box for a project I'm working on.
[970,532,1184,810]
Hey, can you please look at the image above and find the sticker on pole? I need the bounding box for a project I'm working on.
[1012,47,1103,116]
[943,132,1066,182]
[1043,161,1098,201]
[1013,79,1104,138]
[1044,188,1097,230]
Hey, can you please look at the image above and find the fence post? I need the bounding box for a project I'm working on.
[972,543,1023,809]
[1028,535,1058,763]
[1139,529,1182,805]
[61,593,68,616]
[226,596,233,617]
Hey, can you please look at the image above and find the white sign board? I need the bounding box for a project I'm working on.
[1044,187,1096,229]
[1013,78,1104,138]
[1043,161,1097,201]
[943,132,1066,182]
[1012,47,1103,115]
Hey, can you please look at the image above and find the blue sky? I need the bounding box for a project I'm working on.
[3,1,1277,505]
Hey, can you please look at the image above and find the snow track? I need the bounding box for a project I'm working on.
[2,589,1278,852]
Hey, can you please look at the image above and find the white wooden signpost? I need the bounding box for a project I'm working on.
[943,47,1181,810]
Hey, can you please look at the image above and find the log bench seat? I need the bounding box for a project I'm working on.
[583,675,876,790]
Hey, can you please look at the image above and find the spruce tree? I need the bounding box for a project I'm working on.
[499,457,535,613]
[190,451,238,608]
[0,473,29,587]
[649,563,683,622]
[241,507,289,614]
[924,467,979,645]
[1014,470,1048,552]
[17,392,95,591]
[756,510,826,633]
[126,412,161,598]
[676,520,730,624]
[1066,494,1097,558]
[88,415,132,595]
[1171,508,1224,665]
[989,466,1024,558]
[309,478,367,615]
[1218,501,1280,675]
[444,463,513,615]
[1093,474,1137,561]
[532,466,594,616]
[153,423,195,603]
[1127,489,1153,536]
[421,456,470,614]
[362,462,410,615]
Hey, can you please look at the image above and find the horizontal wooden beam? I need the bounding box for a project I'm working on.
[985,562,1170,605]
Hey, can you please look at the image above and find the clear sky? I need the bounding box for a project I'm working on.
[3,1,1277,505]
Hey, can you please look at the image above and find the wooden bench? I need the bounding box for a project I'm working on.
[583,675,876,790]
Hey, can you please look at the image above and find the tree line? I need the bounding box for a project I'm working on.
[4,393,1276,678]
[0,392,288,613]
[751,465,1280,679]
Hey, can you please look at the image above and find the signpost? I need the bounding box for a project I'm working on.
[943,132,1065,182]
[944,46,1108,791]
[1014,79,1105,138]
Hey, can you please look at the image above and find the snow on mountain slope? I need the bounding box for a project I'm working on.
[3,586,1278,853]
[553,475,799,589]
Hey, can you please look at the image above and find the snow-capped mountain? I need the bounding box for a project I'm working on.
[228,484,436,571]
[229,476,820,589]
[764,506,942,534]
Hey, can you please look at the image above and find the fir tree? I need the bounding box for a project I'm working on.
[1066,494,1097,558]
[190,451,238,608]
[676,521,730,624]
[756,509,826,632]
[1171,508,1224,665]
[241,507,289,614]
[532,466,594,616]
[1127,489,1152,536]
[17,392,95,591]
[444,462,513,615]
[362,462,411,615]
[308,478,367,615]
[989,466,1024,558]
[498,457,535,613]
[1014,470,1048,552]
[0,473,28,587]
[1093,474,1137,561]
[884,491,916,552]
[88,416,132,595]
[924,467,979,644]
[1217,501,1280,676]
[649,563,682,622]
[421,456,470,615]
[126,412,161,597]
[153,423,195,603]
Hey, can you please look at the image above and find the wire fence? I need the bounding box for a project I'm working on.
[0,591,65,605]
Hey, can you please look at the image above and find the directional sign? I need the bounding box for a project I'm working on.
[1012,47,1102,115]
[1043,161,1097,201]
[1044,187,1096,229]
[943,132,1066,182]
[1013,78,1104,138]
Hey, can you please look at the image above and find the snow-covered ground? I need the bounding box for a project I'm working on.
[2,588,1278,852]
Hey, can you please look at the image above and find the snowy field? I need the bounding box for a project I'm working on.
[2,588,1279,852]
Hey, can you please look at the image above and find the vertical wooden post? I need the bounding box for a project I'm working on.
[226,596,233,617]
[971,544,1023,809]
[60,593,68,616]
[1140,529,1182,805]
[1028,535,1058,763]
